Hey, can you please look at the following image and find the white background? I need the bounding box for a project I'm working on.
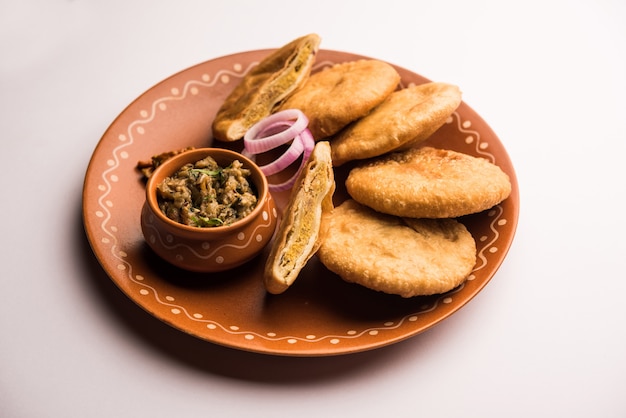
[1,0,625,417]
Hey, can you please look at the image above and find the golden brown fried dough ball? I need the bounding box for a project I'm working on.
[279,59,400,140]
[331,82,462,166]
[346,146,512,218]
[317,200,476,297]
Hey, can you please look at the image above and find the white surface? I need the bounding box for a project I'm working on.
[1,0,625,417]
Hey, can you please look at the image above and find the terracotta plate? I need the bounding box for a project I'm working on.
[82,49,519,356]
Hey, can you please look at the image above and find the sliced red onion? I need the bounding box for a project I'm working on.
[268,128,315,193]
[243,109,309,154]
[245,120,293,154]
[255,133,305,176]
[258,120,295,137]
[242,108,316,192]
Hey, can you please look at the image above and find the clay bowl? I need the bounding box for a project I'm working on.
[140,148,278,272]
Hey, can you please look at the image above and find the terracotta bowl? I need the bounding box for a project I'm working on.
[140,148,278,272]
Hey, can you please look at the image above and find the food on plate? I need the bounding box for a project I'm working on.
[212,33,321,142]
[264,141,335,294]
[278,60,401,140]
[133,39,510,299]
[242,108,315,192]
[317,200,476,297]
[136,146,195,180]
[156,155,258,227]
[346,146,512,218]
[330,82,462,166]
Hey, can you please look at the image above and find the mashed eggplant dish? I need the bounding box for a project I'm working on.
[156,156,258,227]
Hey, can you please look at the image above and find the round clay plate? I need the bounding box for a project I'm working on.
[83,49,519,357]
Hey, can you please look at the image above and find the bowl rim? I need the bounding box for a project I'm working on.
[144,147,269,235]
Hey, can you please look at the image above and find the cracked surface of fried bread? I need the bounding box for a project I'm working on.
[346,146,512,218]
[279,59,400,140]
[330,82,462,166]
[317,200,476,297]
